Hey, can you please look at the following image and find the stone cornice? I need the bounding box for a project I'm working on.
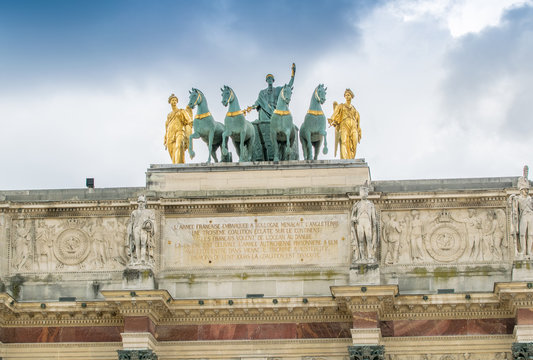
[332,283,533,321]
[0,283,531,327]
[0,293,123,327]
[0,190,510,213]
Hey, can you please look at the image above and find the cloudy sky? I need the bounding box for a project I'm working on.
[0,0,532,190]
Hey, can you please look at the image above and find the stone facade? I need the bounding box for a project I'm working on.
[0,160,532,359]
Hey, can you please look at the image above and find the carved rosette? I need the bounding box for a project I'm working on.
[349,345,385,360]
[53,228,91,265]
[511,342,533,360]
[117,349,158,360]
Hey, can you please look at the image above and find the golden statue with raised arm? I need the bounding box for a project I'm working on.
[164,93,193,164]
[328,88,361,159]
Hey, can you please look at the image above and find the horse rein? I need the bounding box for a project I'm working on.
[192,91,211,119]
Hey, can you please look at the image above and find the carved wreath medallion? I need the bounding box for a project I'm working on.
[425,225,466,262]
[53,228,91,265]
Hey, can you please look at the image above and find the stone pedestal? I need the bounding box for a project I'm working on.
[123,267,155,290]
[146,159,371,193]
[350,263,380,285]
[512,261,533,281]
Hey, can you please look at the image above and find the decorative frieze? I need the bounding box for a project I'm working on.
[380,208,509,266]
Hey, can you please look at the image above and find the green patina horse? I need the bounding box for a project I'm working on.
[187,88,225,163]
[221,85,256,162]
[270,84,296,162]
[299,84,328,160]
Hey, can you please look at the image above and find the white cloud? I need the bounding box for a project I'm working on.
[390,0,532,37]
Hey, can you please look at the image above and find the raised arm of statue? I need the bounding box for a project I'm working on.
[288,63,296,88]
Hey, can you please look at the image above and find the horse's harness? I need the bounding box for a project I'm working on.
[307,87,324,116]
[225,88,245,117]
[192,91,211,120]
[274,87,291,116]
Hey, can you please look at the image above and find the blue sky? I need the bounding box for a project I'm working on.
[0,0,532,190]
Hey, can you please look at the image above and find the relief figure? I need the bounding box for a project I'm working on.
[383,213,401,264]
[408,210,426,262]
[89,218,108,268]
[464,209,483,261]
[14,219,33,271]
[106,219,128,267]
[35,220,56,272]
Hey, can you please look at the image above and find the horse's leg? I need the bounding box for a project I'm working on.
[207,129,214,163]
[313,139,321,160]
[284,128,292,161]
[246,126,255,161]
[270,129,279,162]
[234,138,242,158]
[304,130,313,161]
[320,129,328,155]
[221,128,229,156]
[188,132,199,159]
[239,130,246,162]
[299,130,307,160]
[211,148,219,163]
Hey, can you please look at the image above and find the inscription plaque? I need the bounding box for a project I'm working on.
[162,214,349,268]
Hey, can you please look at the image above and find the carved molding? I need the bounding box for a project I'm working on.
[0,283,530,327]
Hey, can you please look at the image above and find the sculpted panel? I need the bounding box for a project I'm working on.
[162,214,349,269]
[9,216,129,274]
[380,208,509,265]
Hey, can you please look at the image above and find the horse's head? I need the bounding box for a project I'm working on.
[315,84,327,105]
[279,84,293,105]
[220,85,234,107]
[188,88,203,109]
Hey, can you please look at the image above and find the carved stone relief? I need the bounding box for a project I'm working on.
[9,216,129,274]
[380,208,508,265]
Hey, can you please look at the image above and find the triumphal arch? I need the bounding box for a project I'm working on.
[0,67,532,359]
